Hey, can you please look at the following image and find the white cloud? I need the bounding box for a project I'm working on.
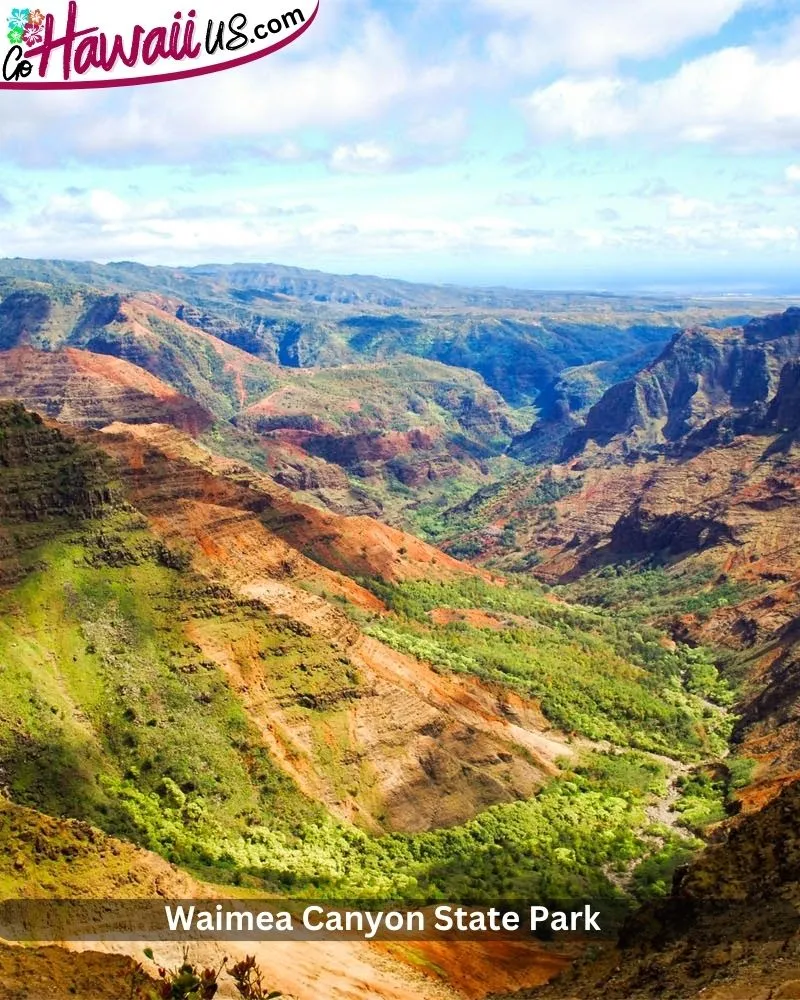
[329,141,395,174]
[665,195,723,220]
[5,184,799,271]
[475,0,753,72]
[496,192,550,206]
[39,190,133,226]
[522,77,633,140]
[786,164,800,184]
[520,42,800,150]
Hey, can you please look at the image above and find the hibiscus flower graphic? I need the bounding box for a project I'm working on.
[7,8,30,31]
[27,7,44,26]
[22,20,41,45]
[6,24,23,44]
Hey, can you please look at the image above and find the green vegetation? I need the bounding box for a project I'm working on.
[222,762,685,901]
[360,578,732,757]
[141,314,277,418]
[557,562,757,622]
[726,755,758,790]
[671,757,759,835]
[0,404,721,916]
[573,751,669,799]
[0,514,702,903]
[415,469,584,549]
[673,770,728,833]
[0,525,326,865]
[629,839,700,901]
[519,473,585,509]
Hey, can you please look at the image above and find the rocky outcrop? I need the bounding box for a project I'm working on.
[609,507,736,559]
[0,288,54,348]
[563,308,800,459]
[0,402,115,524]
[767,360,800,435]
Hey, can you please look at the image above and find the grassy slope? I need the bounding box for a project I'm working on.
[0,523,327,860]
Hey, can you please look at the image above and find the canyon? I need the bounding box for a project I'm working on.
[0,261,798,1000]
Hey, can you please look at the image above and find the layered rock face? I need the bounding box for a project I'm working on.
[455,310,800,592]
[564,307,800,458]
[441,309,800,827]
[91,421,486,587]
[495,322,800,1000]
[0,347,212,434]
[62,420,562,834]
[0,401,115,524]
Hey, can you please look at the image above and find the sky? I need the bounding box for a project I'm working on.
[2,0,800,291]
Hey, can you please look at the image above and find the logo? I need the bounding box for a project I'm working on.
[1,1,318,89]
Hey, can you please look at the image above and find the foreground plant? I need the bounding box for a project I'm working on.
[230,955,283,999]
[129,949,283,999]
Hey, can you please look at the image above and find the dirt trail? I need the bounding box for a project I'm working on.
[645,755,693,834]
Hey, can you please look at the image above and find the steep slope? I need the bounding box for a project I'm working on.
[1,263,793,999]
[0,346,212,433]
[508,347,659,465]
[0,285,279,418]
[0,267,785,534]
[0,801,465,1000]
[0,285,527,525]
[83,420,574,833]
[237,356,524,527]
[444,309,800,584]
[487,312,800,1000]
[0,397,717,1000]
[438,308,800,819]
[563,307,800,459]
[91,420,489,587]
[0,403,574,844]
[0,402,115,585]
[457,431,800,587]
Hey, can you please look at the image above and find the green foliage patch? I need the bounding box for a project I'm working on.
[557,562,757,623]
[360,578,732,758]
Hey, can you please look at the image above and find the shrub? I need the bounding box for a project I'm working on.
[132,950,284,1000]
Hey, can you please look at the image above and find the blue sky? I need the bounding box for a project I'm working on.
[2,0,800,291]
